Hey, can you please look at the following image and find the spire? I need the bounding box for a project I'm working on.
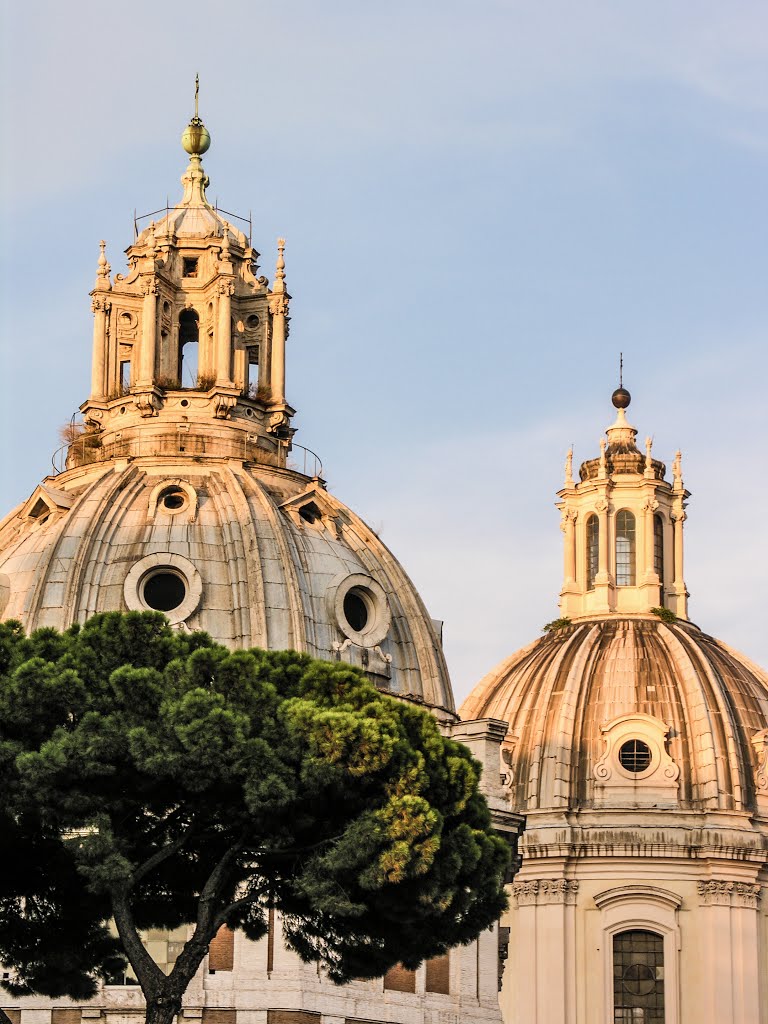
[274,238,286,293]
[94,240,111,291]
[179,74,211,208]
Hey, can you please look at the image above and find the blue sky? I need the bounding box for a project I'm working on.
[1,1,767,703]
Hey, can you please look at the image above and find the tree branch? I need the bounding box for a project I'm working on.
[130,821,198,888]
[111,887,166,997]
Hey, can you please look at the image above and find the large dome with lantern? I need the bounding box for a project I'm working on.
[0,107,454,718]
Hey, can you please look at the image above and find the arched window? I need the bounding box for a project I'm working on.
[586,514,599,591]
[615,510,636,586]
[178,309,199,387]
[654,513,664,592]
[613,929,665,1020]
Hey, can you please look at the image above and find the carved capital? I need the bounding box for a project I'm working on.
[671,508,687,524]
[642,497,659,514]
[142,277,158,296]
[698,880,760,908]
[595,498,609,514]
[217,280,235,297]
[512,880,539,906]
[268,294,289,317]
[91,296,111,314]
[512,879,578,906]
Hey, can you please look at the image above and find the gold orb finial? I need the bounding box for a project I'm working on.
[181,74,211,156]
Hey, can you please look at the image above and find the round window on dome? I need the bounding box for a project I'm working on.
[329,573,391,647]
[160,487,188,512]
[618,739,652,774]
[142,570,187,612]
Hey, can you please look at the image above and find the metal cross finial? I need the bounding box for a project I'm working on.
[195,74,199,119]
[619,352,623,388]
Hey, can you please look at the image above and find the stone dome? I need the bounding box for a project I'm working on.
[0,455,454,715]
[460,617,768,813]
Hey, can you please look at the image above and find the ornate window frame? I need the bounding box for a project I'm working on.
[594,713,680,806]
[594,885,682,1024]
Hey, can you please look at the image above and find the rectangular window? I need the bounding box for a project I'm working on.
[613,929,664,1022]
[383,963,416,993]
[120,359,131,391]
[247,346,259,394]
[183,257,199,278]
[425,952,450,994]
[208,924,234,972]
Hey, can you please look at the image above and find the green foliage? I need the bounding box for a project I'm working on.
[650,606,677,623]
[542,617,572,633]
[0,612,509,1008]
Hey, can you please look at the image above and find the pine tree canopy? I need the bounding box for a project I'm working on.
[0,612,509,1019]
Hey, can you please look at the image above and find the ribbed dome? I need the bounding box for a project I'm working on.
[460,618,768,812]
[0,457,454,715]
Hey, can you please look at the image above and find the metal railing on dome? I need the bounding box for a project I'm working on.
[51,431,323,480]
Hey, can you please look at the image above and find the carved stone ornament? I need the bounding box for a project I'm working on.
[595,497,609,514]
[142,277,158,295]
[217,280,235,296]
[213,394,237,420]
[91,296,111,314]
[133,390,162,418]
[698,881,760,909]
[594,713,679,807]
[642,496,659,513]
[751,729,768,794]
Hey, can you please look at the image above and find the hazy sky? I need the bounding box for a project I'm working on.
[1,1,767,704]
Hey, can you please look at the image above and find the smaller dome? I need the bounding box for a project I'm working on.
[460,618,768,814]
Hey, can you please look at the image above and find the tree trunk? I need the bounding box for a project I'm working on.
[144,992,183,1024]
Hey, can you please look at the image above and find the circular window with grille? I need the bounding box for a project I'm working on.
[618,739,653,774]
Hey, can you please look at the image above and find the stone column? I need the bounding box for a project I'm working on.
[269,295,287,405]
[671,507,688,617]
[697,881,761,1024]
[90,296,110,398]
[216,281,234,386]
[138,279,158,385]
[561,508,577,588]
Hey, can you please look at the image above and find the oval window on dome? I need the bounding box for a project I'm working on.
[159,487,188,513]
[343,589,370,633]
[328,573,391,647]
[618,739,652,773]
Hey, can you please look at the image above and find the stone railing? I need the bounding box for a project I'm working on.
[52,431,323,479]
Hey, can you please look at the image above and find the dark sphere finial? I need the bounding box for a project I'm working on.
[612,386,631,410]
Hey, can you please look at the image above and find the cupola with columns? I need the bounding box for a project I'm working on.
[556,380,690,620]
[82,80,294,471]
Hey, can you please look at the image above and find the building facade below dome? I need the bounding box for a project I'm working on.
[461,391,768,1024]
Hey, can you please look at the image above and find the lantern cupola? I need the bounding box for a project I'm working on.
[557,384,690,620]
[81,85,294,471]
